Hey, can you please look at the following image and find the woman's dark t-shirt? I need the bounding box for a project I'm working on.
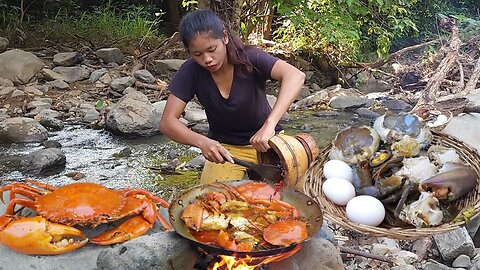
[168,47,282,145]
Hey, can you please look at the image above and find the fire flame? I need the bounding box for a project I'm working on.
[210,245,301,270]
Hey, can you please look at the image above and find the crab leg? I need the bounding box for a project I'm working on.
[3,198,36,215]
[90,200,171,245]
[0,183,45,203]
[0,216,87,255]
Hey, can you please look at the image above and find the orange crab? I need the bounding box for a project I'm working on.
[0,179,172,255]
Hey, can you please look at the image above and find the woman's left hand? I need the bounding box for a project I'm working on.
[250,125,275,152]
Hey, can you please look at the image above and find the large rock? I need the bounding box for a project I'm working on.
[51,66,90,83]
[97,232,198,270]
[105,90,161,137]
[269,238,345,270]
[0,49,44,84]
[0,117,48,143]
[95,48,124,64]
[21,148,66,175]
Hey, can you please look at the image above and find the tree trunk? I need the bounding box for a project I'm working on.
[164,0,180,34]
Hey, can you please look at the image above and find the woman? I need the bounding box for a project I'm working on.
[160,9,305,183]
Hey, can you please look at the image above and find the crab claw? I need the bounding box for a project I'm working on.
[90,216,153,245]
[419,163,478,201]
[0,216,87,255]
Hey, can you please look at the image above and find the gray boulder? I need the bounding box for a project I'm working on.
[105,90,160,137]
[0,117,48,143]
[0,49,44,84]
[21,148,66,175]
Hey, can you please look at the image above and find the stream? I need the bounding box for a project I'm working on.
[0,110,372,197]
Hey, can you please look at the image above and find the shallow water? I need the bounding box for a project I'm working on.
[0,110,373,195]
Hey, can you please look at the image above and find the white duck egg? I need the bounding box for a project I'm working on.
[346,195,385,226]
[323,159,353,182]
[322,178,356,206]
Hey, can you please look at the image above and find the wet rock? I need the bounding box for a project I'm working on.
[329,96,368,110]
[0,49,44,84]
[154,59,185,74]
[51,66,90,83]
[381,99,413,112]
[186,155,206,169]
[96,232,198,270]
[21,148,66,175]
[0,117,48,143]
[95,48,124,64]
[133,69,156,83]
[0,37,8,52]
[41,140,62,148]
[39,117,64,131]
[314,110,339,117]
[268,238,344,270]
[53,52,83,66]
[355,108,381,119]
[292,90,329,109]
[105,90,160,137]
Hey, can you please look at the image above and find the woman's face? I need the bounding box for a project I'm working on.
[187,32,228,73]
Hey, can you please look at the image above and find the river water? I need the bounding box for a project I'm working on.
[0,110,372,197]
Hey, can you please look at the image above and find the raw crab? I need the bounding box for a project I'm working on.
[328,126,380,165]
[0,179,171,255]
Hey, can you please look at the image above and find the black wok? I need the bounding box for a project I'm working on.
[168,180,323,257]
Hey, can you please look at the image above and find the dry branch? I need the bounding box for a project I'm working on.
[413,22,462,111]
[464,53,480,95]
[130,32,181,73]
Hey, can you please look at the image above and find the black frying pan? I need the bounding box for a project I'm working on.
[168,180,323,257]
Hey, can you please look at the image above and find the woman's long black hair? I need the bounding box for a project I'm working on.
[179,9,253,76]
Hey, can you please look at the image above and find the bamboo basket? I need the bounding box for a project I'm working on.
[303,132,480,240]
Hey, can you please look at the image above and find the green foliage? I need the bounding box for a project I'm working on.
[41,4,165,51]
[273,0,419,64]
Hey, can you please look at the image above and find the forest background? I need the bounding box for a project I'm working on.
[0,0,479,86]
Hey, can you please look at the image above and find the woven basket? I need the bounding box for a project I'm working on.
[303,132,480,240]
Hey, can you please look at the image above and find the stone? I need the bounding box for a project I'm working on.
[268,238,344,270]
[433,227,475,261]
[51,66,90,83]
[0,77,13,87]
[153,59,185,74]
[53,52,84,66]
[0,49,44,84]
[452,254,471,268]
[0,117,48,143]
[95,48,124,64]
[21,147,66,175]
[329,96,368,110]
[97,232,198,270]
[133,69,156,83]
[110,76,136,92]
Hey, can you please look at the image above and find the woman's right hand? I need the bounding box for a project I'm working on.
[198,138,233,164]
